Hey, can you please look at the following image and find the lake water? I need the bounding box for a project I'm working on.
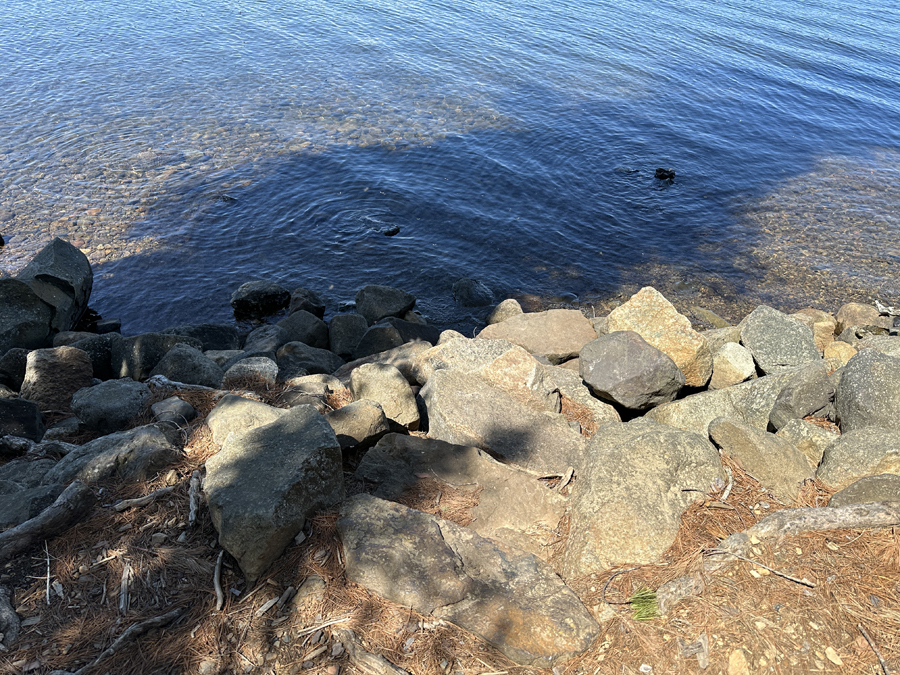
[1,0,899,334]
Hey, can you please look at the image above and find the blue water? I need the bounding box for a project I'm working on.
[1,0,899,333]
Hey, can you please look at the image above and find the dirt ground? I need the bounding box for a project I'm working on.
[1,381,898,675]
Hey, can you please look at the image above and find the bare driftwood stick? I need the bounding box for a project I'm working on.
[188,470,202,527]
[0,481,96,565]
[332,627,411,675]
[858,623,893,675]
[114,485,176,512]
[214,551,225,611]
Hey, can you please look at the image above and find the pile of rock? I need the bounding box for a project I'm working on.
[2,238,900,666]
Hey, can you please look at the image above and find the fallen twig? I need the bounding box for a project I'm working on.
[858,623,893,675]
[188,470,202,527]
[295,614,355,637]
[73,608,182,675]
[113,485,176,512]
[214,551,225,611]
[45,541,51,606]
[721,465,734,502]
[119,563,133,614]
[332,626,410,675]
[704,549,815,587]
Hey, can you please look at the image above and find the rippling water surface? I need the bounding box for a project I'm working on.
[1,0,899,332]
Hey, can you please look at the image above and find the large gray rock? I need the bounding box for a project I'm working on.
[276,341,344,377]
[606,287,712,387]
[452,278,493,307]
[19,346,94,411]
[163,323,240,351]
[355,284,417,325]
[16,238,92,333]
[579,331,685,410]
[151,396,197,426]
[149,344,224,388]
[287,286,326,318]
[223,356,279,387]
[42,425,180,485]
[834,349,900,432]
[378,317,441,346]
[646,369,800,435]
[356,434,568,560]
[0,348,28,391]
[204,405,343,583]
[70,378,151,433]
[328,313,369,358]
[561,418,724,578]
[477,309,597,365]
[709,341,756,390]
[325,399,390,450]
[111,333,203,381]
[349,363,419,429]
[740,305,820,375]
[230,280,290,319]
[205,394,288,445]
[708,417,813,502]
[0,458,56,488]
[277,310,329,349]
[52,331,95,347]
[0,398,45,443]
[775,418,839,468]
[334,341,433,386]
[817,427,900,490]
[0,484,64,530]
[701,325,742,358]
[768,361,834,431]
[352,324,404,360]
[338,494,598,667]
[70,333,117,380]
[828,474,900,508]
[855,335,900,357]
[243,324,290,353]
[420,369,587,474]
[0,279,52,354]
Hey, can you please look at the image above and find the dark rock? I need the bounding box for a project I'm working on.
[740,305,820,375]
[163,323,240,351]
[655,168,676,180]
[149,344,224,388]
[579,331,685,410]
[243,324,290,353]
[70,333,118,380]
[353,324,404,360]
[71,378,152,433]
[16,238,92,333]
[223,356,279,387]
[20,346,94,411]
[0,483,64,530]
[355,285,416,325]
[451,278,493,307]
[151,396,197,426]
[0,278,52,354]
[111,333,203,381]
[0,398,45,445]
[0,348,28,390]
[288,287,326,319]
[328,313,369,358]
[834,349,900,432]
[277,310,329,349]
[768,361,835,431]
[277,341,344,377]
[325,399,390,450]
[230,280,291,319]
[52,331,96,347]
[378,317,441,345]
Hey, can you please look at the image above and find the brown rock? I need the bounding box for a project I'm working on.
[20,346,94,411]
[835,302,891,333]
[476,309,596,365]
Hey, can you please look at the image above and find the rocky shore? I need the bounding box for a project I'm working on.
[1,238,899,673]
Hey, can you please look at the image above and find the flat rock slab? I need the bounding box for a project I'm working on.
[338,494,598,668]
[206,394,288,445]
[334,341,432,386]
[355,434,568,560]
[646,369,799,435]
[476,309,597,365]
[420,369,587,475]
[817,427,900,490]
[205,405,343,583]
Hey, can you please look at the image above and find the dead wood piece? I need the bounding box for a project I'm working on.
[858,623,893,675]
[188,470,202,527]
[113,485,176,512]
[214,550,225,611]
[72,608,183,675]
[746,501,900,540]
[0,481,96,565]
[332,627,411,675]
[0,585,20,648]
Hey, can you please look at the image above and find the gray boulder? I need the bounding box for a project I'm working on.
[204,405,344,583]
[205,394,288,445]
[355,284,417,325]
[334,341,433,386]
[835,302,890,333]
[349,363,419,429]
[325,399,390,450]
[356,433,568,560]
[163,323,240,351]
[542,365,621,430]
[111,333,203,381]
[561,418,724,578]
[817,427,900,490]
[20,346,94,411]
[740,305,819,375]
[204,349,244,367]
[0,483,64,530]
[486,298,523,325]
[151,396,197,426]
[352,324,404,360]
[277,310,329,349]
[71,378,151,433]
[701,325,742,358]
[477,309,597,365]
[0,348,28,390]
[149,344,224,388]
[287,287,326,318]
[836,325,889,348]
[579,331,685,410]
[70,333,117,380]
[243,324,290,353]
[0,398,45,444]
[378,317,441,346]
[834,349,900,432]
[420,369,587,474]
[43,425,180,485]
[220,350,276,374]
[338,494,598,668]
[828,474,900,508]
[328,313,369,358]
[16,238,92,333]
[230,280,290,319]
[276,341,344,377]
[709,341,756,390]
[52,331,96,347]
[223,356,279,387]
[0,279,52,354]
[768,361,834,431]
[452,278,493,307]
[708,417,813,502]
[856,335,900,357]
[775,418,839,468]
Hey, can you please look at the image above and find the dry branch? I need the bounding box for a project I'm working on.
[113,485,176,512]
[188,470,202,527]
[0,481,95,564]
[214,550,225,611]
[332,627,411,675]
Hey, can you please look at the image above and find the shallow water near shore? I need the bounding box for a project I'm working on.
[1,0,899,332]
